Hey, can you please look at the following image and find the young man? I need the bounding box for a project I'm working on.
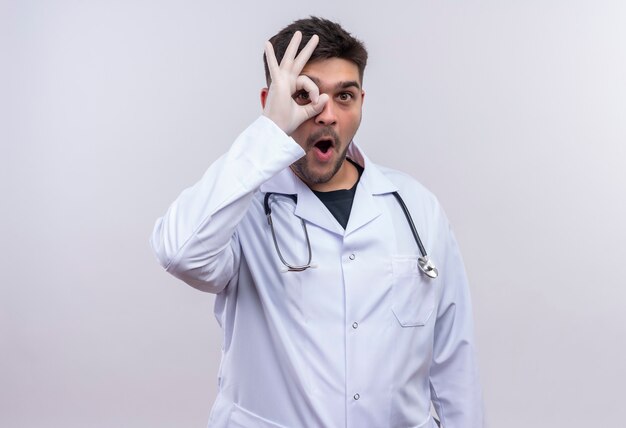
[151,17,483,428]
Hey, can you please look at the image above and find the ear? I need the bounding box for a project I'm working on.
[361,89,365,105]
[260,88,269,109]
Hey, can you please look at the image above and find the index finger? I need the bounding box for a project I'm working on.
[292,34,319,74]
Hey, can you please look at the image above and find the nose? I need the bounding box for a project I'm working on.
[315,98,337,126]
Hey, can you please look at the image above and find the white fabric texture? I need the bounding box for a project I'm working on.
[151,116,483,428]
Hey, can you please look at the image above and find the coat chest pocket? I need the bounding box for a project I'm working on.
[391,256,437,327]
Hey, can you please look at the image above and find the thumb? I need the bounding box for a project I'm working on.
[303,93,329,119]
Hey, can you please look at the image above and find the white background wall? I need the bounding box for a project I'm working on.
[2,1,625,427]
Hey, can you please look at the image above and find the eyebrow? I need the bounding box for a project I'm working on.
[305,75,361,91]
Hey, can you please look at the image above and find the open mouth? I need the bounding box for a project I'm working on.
[314,139,334,154]
[307,128,339,162]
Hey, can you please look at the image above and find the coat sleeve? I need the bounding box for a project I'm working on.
[150,116,305,293]
[429,208,484,427]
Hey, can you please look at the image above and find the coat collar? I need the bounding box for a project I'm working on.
[259,141,398,236]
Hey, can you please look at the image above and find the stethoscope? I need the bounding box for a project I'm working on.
[263,191,439,279]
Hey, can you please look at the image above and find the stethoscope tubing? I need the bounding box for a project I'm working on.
[391,191,428,258]
[264,191,438,278]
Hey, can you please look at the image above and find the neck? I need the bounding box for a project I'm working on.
[308,159,359,192]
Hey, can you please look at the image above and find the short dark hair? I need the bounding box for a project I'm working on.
[263,17,368,86]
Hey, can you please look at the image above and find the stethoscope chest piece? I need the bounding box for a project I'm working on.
[418,256,439,279]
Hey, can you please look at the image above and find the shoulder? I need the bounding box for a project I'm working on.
[348,143,444,217]
[374,163,440,208]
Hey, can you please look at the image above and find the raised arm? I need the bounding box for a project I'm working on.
[150,32,325,293]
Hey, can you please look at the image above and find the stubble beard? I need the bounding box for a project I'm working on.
[290,127,351,186]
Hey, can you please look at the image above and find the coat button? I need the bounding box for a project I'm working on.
[352,322,359,329]
[353,393,360,400]
[349,253,356,260]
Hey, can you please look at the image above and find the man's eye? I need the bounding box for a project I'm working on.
[294,91,311,104]
[338,92,354,102]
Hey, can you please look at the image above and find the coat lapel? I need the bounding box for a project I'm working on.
[344,144,398,236]
[258,142,398,237]
[294,187,345,236]
[259,166,344,235]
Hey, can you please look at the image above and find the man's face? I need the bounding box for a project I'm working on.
[289,58,364,188]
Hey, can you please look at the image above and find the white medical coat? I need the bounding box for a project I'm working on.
[151,116,483,428]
